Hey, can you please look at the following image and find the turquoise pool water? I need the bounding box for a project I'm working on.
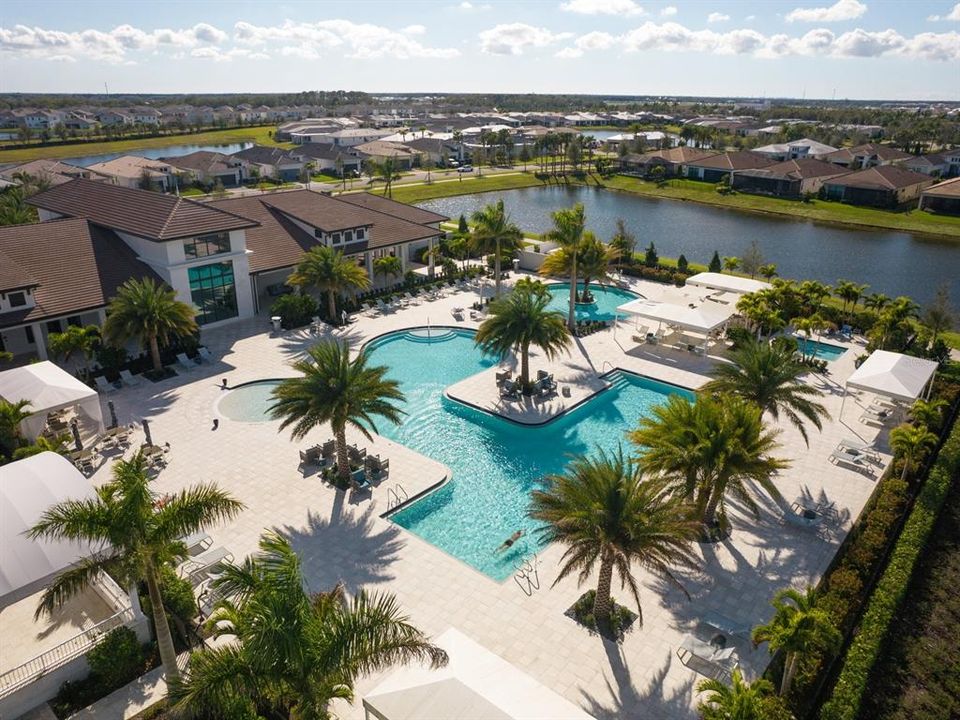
[796,337,848,362]
[369,328,694,581]
[545,282,640,322]
[218,380,284,422]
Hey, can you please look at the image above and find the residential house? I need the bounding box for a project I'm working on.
[161,151,245,188]
[403,137,461,166]
[0,159,111,187]
[353,141,419,170]
[231,145,307,182]
[620,147,718,177]
[918,176,960,215]
[326,128,396,148]
[681,151,777,182]
[293,143,363,176]
[63,111,99,131]
[821,165,935,208]
[97,110,134,127]
[129,107,162,126]
[752,138,838,161]
[902,150,960,178]
[85,155,177,191]
[822,143,912,170]
[731,159,850,199]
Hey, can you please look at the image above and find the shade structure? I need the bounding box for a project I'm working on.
[616,298,734,334]
[363,628,595,720]
[845,350,938,403]
[685,272,771,295]
[0,361,104,441]
[0,452,103,608]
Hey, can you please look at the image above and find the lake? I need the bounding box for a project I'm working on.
[65,142,253,167]
[418,186,959,305]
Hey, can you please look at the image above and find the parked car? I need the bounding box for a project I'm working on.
[458,165,474,173]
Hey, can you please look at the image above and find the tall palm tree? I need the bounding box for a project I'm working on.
[0,186,37,226]
[864,292,891,313]
[370,158,399,197]
[752,586,841,696]
[529,447,699,630]
[48,324,101,378]
[372,255,403,286]
[539,232,619,304]
[474,281,570,390]
[889,423,938,482]
[546,203,586,330]
[908,397,947,432]
[834,280,868,320]
[28,452,244,682]
[288,246,371,325]
[696,668,775,720]
[102,277,198,373]
[168,532,447,719]
[469,200,523,299]
[631,395,788,531]
[702,340,828,446]
[0,398,32,458]
[921,284,954,346]
[270,340,405,483]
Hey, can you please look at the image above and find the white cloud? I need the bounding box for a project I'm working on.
[707,12,730,22]
[746,14,756,20]
[786,0,867,23]
[555,47,584,58]
[576,30,617,50]
[401,24,426,35]
[454,1,492,10]
[48,54,76,62]
[560,0,645,16]
[660,6,678,16]
[478,23,572,55]
[929,3,960,21]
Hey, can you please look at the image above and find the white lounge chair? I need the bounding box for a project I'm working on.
[182,546,234,586]
[676,634,738,680]
[198,346,214,363]
[94,375,118,394]
[829,447,875,475]
[701,611,752,638]
[181,530,213,555]
[837,438,880,462]
[860,404,894,424]
[119,369,141,387]
[176,353,197,372]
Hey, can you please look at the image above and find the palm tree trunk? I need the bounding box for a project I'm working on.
[335,425,350,481]
[328,290,338,325]
[702,489,722,528]
[145,561,180,681]
[568,256,578,331]
[149,335,162,372]
[592,552,614,629]
[494,240,502,299]
[520,340,530,390]
[780,652,798,696]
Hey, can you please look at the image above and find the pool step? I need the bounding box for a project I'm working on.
[404,329,458,343]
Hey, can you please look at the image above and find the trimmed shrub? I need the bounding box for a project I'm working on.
[271,293,318,329]
[819,422,960,720]
[87,626,144,689]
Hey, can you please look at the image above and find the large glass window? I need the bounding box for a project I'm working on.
[184,232,231,259]
[188,262,238,325]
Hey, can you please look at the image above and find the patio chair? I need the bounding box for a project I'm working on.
[500,380,520,400]
[181,530,213,555]
[119,369,142,387]
[348,444,367,463]
[676,634,738,680]
[176,353,197,372]
[365,455,390,482]
[836,439,880,462]
[701,611,752,639]
[351,468,371,493]
[495,370,512,385]
[375,298,390,314]
[198,346,215,363]
[94,375,118,394]
[783,503,823,529]
[829,447,876,476]
[536,380,557,399]
[860,405,894,424]
[299,445,322,468]
[320,439,337,460]
[536,370,557,391]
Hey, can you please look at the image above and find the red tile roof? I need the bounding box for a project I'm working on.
[684,151,778,171]
[822,165,935,191]
[338,192,448,225]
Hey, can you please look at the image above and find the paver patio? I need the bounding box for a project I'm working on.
[83,272,890,719]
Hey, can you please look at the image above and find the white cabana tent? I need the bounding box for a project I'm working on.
[0,361,104,441]
[0,452,102,607]
[841,350,938,417]
[363,628,595,720]
[616,298,734,347]
[686,272,771,296]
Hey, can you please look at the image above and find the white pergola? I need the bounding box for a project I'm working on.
[0,361,104,442]
[840,350,938,418]
[685,272,771,295]
[616,298,735,349]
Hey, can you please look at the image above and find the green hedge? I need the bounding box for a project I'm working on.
[819,422,960,720]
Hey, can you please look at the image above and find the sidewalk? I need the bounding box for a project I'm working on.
[68,653,189,720]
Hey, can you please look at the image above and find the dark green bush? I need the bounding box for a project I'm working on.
[271,293,318,329]
[725,326,755,349]
[140,565,196,649]
[87,626,144,689]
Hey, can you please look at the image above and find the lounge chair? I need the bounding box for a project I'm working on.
[701,611,752,639]
[860,405,894,424]
[181,530,213,555]
[495,370,512,385]
[500,380,520,400]
[351,468,371,492]
[829,447,875,475]
[837,438,880,462]
[299,445,322,468]
[403,292,421,305]
[676,634,738,680]
[119,369,142,387]
[94,375,118,393]
[176,353,197,372]
[375,298,391,313]
[182,546,234,586]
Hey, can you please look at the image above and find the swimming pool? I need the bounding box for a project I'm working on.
[545,282,640,322]
[796,337,848,362]
[218,379,285,422]
[368,328,694,581]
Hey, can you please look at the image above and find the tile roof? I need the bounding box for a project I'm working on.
[293,143,358,161]
[354,141,418,158]
[0,159,110,187]
[921,176,960,198]
[684,151,778,171]
[734,158,851,181]
[28,179,257,242]
[0,250,37,293]
[626,147,718,165]
[231,145,304,166]
[822,165,935,190]
[259,190,376,233]
[0,218,160,327]
[85,155,174,181]
[823,143,913,164]
[337,192,448,225]
[160,151,237,174]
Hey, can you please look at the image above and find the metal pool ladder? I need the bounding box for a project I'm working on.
[386,484,408,510]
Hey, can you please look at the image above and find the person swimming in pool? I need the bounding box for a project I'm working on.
[495,530,524,553]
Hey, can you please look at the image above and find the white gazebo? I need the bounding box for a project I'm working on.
[616,298,735,351]
[685,272,771,296]
[0,361,104,442]
[841,350,938,418]
[363,628,595,720]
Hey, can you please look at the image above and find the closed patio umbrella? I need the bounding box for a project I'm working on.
[107,401,118,429]
[142,419,152,446]
[70,420,83,451]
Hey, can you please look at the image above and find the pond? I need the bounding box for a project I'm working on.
[64,141,254,167]
[418,186,959,305]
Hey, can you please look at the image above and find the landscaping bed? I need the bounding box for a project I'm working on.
[565,589,638,642]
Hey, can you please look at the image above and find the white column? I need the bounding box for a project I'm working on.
[400,247,408,272]
[365,252,374,279]
[32,323,47,360]
[428,237,436,278]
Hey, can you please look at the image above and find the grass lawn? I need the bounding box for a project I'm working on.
[386,172,550,204]
[942,330,960,351]
[603,175,960,239]
[0,126,291,163]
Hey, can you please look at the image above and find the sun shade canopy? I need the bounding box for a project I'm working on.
[845,350,938,402]
[616,298,734,333]
[0,452,102,607]
[685,272,771,295]
[0,361,104,440]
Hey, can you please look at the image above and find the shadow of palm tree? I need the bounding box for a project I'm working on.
[278,505,404,594]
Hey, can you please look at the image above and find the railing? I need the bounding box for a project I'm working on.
[0,605,136,697]
[386,483,409,511]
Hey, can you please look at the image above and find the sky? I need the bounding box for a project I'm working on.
[0,0,958,101]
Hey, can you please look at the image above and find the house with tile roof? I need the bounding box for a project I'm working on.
[752,138,838,162]
[85,155,178,191]
[731,159,851,199]
[822,143,913,170]
[918,176,960,215]
[821,165,936,208]
[680,151,778,182]
[231,145,307,182]
[160,151,245,188]
[0,159,111,187]
[620,147,719,177]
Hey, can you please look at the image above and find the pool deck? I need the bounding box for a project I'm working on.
[80,271,892,720]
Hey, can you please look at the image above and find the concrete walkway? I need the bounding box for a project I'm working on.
[68,654,189,720]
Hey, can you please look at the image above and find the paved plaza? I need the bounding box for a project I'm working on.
[86,273,891,719]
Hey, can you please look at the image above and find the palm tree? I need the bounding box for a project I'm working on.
[0,186,37,226]
[529,447,699,630]
[834,280,867,320]
[28,452,244,682]
[909,397,947,432]
[269,340,405,483]
[0,398,32,458]
[758,264,778,281]
[752,586,841,696]
[474,281,570,390]
[922,283,954,346]
[889,423,938,482]
[102,277,197,373]
[631,395,788,531]
[48,324,101,378]
[372,255,403,286]
[864,292,891,312]
[546,203,587,330]
[696,669,775,720]
[469,200,523,299]
[288,246,371,325]
[702,340,829,446]
[370,158,399,197]
[539,232,619,304]
[170,534,446,718]
[722,256,741,273]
